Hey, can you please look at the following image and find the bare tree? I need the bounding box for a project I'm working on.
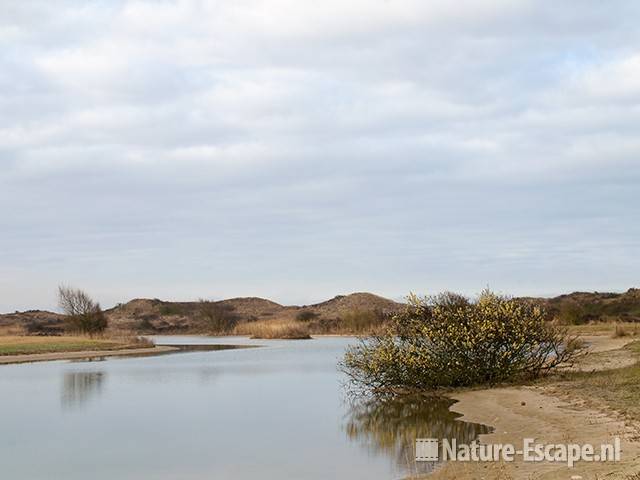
[58,285,108,336]
[198,299,239,334]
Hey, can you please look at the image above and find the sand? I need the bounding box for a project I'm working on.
[428,335,640,480]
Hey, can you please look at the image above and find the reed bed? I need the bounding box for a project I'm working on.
[234,320,311,339]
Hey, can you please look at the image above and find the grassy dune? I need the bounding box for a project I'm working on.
[0,336,141,356]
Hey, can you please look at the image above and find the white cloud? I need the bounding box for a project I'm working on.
[581,53,640,100]
[1,0,640,311]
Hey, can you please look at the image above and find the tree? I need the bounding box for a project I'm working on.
[557,302,588,325]
[58,285,108,336]
[198,300,239,333]
[296,309,319,322]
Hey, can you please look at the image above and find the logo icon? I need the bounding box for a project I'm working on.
[416,438,439,461]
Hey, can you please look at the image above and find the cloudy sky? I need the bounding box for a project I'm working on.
[1,0,639,312]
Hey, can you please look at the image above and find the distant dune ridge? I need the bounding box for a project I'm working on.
[104,292,404,332]
[0,310,65,335]
[0,292,404,334]
[2,288,639,335]
[522,288,640,324]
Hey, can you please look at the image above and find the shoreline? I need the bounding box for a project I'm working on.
[0,345,179,365]
[428,335,640,480]
[429,386,640,479]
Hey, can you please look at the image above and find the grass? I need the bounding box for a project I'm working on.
[0,335,152,356]
[613,323,632,338]
[0,325,26,336]
[234,320,311,339]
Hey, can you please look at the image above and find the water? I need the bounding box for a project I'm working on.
[0,336,489,479]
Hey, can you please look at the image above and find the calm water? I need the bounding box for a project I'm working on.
[0,336,489,479]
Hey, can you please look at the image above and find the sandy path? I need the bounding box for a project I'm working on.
[427,335,640,480]
[0,345,178,365]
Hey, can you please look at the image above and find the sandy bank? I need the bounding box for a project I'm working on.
[428,335,640,480]
[428,387,640,479]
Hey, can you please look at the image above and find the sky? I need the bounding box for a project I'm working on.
[1,0,639,312]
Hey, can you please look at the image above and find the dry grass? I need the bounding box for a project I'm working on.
[612,323,634,338]
[567,321,639,337]
[0,325,25,336]
[0,335,154,356]
[234,320,311,339]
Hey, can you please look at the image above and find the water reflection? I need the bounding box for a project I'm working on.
[0,337,499,480]
[62,371,106,410]
[344,394,492,475]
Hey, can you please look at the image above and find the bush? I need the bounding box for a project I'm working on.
[308,317,340,333]
[340,309,388,333]
[342,290,584,394]
[137,316,157,332]
[556,302,589,325]
[159,303,186,316]
[198,300,239,333]
[58,286,108,336]
[64,307,107,335]
[613,323,628,338]
[296,309,319,322]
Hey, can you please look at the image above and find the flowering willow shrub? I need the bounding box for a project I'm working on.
[342,291,584,394]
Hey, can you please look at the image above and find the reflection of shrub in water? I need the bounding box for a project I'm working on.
[344,394,491,474]
[62,371,105,410]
